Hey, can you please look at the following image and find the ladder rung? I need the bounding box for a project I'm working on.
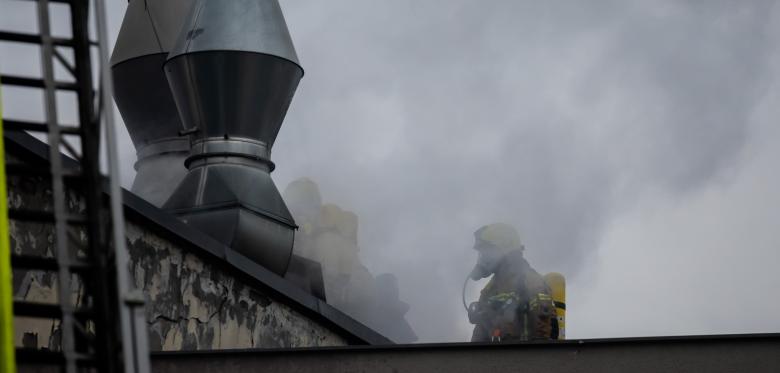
[17,0,73,4]
[8,209,88,224]
[13,301,93,319]
[0,75,78,91]
[72,352,97,364]
[14,302,62,318]
[5,163,83,179]
[0,31,74,46]
[3,119,81,135]
[15,348,63,364]
[11,255,92,272]
[15,349,96,365]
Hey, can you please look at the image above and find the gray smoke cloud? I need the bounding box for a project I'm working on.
[3,0,779,342]
[270,0,780,341]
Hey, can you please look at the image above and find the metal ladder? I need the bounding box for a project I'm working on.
[0,0,150,372]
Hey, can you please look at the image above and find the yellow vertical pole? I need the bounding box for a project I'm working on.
[0,82,17,372]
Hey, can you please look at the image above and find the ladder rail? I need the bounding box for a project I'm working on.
[36,0,78,372]
[71,0,123,369]
[1,1,151,370]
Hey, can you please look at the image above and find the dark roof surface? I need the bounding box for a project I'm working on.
[4,130,392,346]
[148,333,780,373]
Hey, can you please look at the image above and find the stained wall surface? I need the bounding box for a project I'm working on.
[9,169,349,351]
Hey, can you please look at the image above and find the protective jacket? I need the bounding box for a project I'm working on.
[469,250,557,342]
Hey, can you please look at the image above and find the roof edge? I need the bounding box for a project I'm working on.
[150,332,780,355]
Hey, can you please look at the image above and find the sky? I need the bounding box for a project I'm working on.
[2,0,780,342]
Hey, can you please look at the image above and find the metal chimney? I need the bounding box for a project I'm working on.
[111,0,193,206]
[163,0,303,276]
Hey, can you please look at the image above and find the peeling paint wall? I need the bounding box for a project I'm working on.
[8,170,90,351]
[126,223,347,350]
[8,171,348,351]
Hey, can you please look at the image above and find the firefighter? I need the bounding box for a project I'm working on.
[466,223,557,342]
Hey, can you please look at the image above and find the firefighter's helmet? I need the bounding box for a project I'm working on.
[474,223,523,251]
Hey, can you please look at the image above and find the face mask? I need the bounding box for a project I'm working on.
[469,249,504,280]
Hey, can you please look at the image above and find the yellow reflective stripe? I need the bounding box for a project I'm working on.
[0,81,17,372]
[489,292,519,302]
[535,293,552,300]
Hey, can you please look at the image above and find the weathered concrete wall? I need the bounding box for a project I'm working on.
[8,170,89,351]
[126,222,347,350]
[9,172,348,351]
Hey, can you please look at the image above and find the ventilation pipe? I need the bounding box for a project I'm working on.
[111,0,193,206]
[163,0,303,276]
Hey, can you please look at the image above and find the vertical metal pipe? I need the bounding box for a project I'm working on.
[95,0,151,371]
[112,0,193,207]
[163,0,303,276]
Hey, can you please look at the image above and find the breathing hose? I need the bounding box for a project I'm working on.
[462,274,471,313]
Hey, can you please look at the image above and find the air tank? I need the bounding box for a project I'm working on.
[163,0,303,276]
[544,272,566,339]
[111,0,193,206]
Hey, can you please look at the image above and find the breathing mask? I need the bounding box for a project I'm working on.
[469,248,504,280]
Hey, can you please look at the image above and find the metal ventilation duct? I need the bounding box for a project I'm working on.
[163,0,303,276]
[111,0,193,207]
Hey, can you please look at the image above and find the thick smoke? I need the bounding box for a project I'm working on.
[4,0,778,343]
[271,0,778,342]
